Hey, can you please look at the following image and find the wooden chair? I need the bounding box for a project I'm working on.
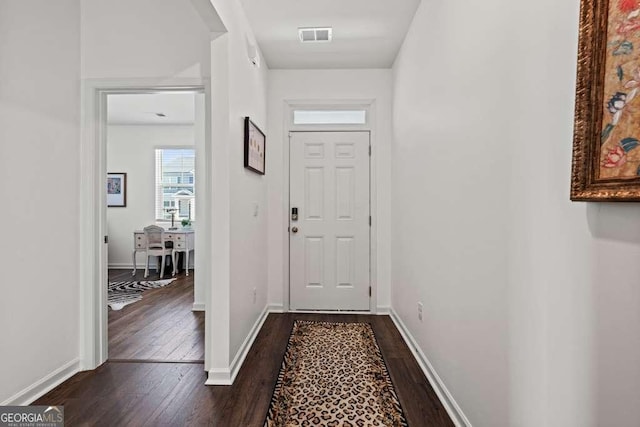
[143,225,173,279]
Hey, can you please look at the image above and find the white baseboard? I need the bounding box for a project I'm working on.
[206,305,271,385]
[192,302,205,312]
[205,368,232,386]
[108,263,136,270]
[108,263,196,270]
[389,309,471,427]
[289,310,371,314]
[268,304,285,313]
[376,305,391,314]
[1,359,80,406]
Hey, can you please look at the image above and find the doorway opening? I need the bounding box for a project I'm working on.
[282,102,378,313]
[105,91,205,362]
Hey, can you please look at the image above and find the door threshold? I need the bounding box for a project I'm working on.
[289,310,372,315]
[108,358,204,365]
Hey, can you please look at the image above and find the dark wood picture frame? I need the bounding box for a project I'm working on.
[244,117,266,175]
[572,0,640,201]
[107,172,127,207]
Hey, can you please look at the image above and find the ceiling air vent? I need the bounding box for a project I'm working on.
[298,27,333,43]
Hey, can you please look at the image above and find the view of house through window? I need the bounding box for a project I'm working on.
[155,148,195,222]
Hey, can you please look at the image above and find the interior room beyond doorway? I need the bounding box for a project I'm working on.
[105,91,204,362]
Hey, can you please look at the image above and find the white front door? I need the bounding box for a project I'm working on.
[289,131,370,311]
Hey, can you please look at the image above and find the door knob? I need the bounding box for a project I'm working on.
[291,227,299,234]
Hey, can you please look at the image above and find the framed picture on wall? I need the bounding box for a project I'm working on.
[244,117,266,175]
[571,0,640,201]
[107,172,127,207]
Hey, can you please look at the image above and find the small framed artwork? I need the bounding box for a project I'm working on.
[571,0,640,200]
[107,173,127,207]
[244,117,266,175]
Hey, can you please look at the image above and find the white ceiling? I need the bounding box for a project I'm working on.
[107,92,196,125]
[238,0,422,69]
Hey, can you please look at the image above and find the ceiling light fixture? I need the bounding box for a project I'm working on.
[298,27,333,43]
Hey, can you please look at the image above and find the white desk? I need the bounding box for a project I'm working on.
[132,229,195,276]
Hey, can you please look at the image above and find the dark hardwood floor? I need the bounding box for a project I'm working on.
[35,313,453,426]
[108,269,204,362]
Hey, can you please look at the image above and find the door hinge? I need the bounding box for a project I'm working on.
[104,235,109,244]
[369,286,372,297]
[369,216,372,226]
[369,146,371,156]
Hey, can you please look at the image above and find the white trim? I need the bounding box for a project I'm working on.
[108,263,171,269]
[376,305,391,315]
[80,79,211,372]
[228,305,270,382]
[1,359,79,406]
[79,81,109,371]
[268,304,285,313]
[108,262,195,270]
[205,368,232,385]
[206,305,271,385]
[283,99,379,313]
[389,309,472,427]
[108,263,136,270]
[287,100,375,132]
[192,303,206,312]
[208,33,232,374]
[289,310,371,315]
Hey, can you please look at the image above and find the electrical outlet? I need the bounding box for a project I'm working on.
[252,287,257,303]
[417,302,423,322]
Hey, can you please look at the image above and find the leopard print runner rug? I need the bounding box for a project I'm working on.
[265,321,408,427]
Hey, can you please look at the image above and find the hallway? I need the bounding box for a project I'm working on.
[35,314,453,426]
[7,0,640,424]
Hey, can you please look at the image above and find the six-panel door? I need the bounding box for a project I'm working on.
[289,131,370,310]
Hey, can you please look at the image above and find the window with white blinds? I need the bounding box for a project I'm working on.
[155,148,195,221]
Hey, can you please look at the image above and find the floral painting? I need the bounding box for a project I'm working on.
[572,0,640,200]
[600,0,640,179]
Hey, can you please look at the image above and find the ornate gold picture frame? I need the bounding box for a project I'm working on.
[572,0,640,201]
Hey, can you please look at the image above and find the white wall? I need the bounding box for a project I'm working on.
[0,0,81,404]
[206,0,269,376]
[392,1,510,424]
[83,0,269,378]
[81,0,211,79]
[80,0,215,366]
[392,0,640,426]
[106,125,195,268]
[267,69,393,311]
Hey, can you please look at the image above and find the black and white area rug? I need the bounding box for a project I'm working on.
[107,278,177,311]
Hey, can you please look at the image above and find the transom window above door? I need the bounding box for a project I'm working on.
[155,148,195,221]
[293,109,367,125]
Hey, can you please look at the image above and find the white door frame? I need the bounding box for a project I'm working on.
[79,78,211,370]
[282,99,379,313]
